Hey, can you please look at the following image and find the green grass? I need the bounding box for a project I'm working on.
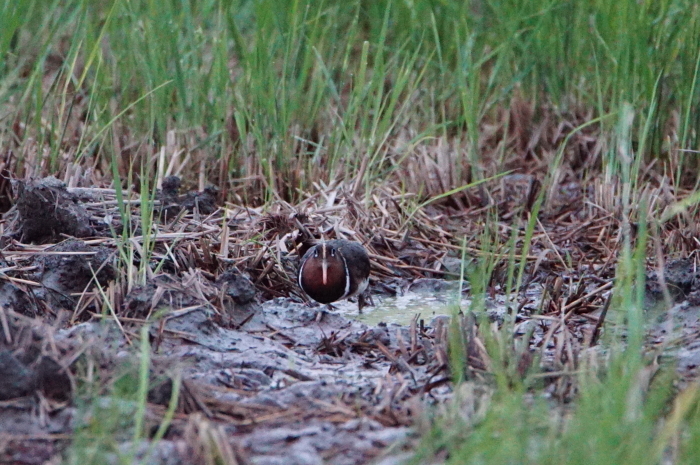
[2,0,700,202]
[412,206,700,465]
[411,357,687,464]
[67,325,181,465]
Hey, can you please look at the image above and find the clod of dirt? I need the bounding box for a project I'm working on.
[122,268,259,324]
[181,186,218,215]
[12,176,94,243]
[158,176,219,222]
[123,273,216,319]
[161,175,182,201]
[31,239,114,311]
[217,268,259,316]
[159,176,183,222]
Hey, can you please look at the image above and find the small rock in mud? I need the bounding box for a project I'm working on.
[31,240,114,311]
[12,176,94,243]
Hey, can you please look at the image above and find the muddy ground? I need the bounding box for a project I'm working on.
[1,177,700,464]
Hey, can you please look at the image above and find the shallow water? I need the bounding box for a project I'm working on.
[332,287,468,326]
[332,282,548,326]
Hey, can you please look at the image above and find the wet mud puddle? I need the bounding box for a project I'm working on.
[333,292,457,326]
[336,279,543,326]
[332,280,470,326]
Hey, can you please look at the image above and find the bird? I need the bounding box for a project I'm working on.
[297,239,371,313]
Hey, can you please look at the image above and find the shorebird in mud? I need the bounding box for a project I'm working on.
[298,239,371,313]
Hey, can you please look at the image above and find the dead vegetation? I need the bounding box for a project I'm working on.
[0,132,699,462]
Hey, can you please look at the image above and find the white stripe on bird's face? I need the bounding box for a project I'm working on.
[321,241,328,284]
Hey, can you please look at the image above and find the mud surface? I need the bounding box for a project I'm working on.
[1,176,700,464]
[0,177,440,463]
[0,290,445,464]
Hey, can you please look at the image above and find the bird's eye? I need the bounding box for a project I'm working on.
[313,248,319,258]
[330,247,336,256]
